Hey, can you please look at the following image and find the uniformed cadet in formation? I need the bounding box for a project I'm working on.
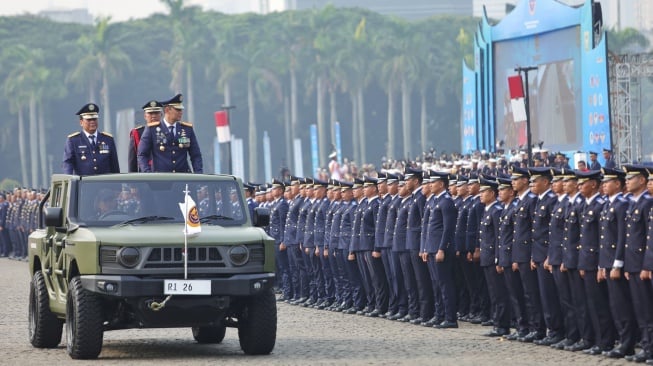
[129,100,163,172]
[137,93,203,173]
[63,103,120,175]
[0,188,44,261]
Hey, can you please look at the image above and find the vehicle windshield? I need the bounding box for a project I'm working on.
[73,179,246,227]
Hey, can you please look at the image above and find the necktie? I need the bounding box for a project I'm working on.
[169,125,175,140]
[89,135,96,149]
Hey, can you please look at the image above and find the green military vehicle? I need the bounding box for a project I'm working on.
[27,173,276,359]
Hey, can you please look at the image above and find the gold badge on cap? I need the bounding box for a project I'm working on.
[89,104,95,111]
[179,95,183,102]
[150,101,156,107]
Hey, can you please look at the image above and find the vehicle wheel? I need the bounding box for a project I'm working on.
[29,271,63,348]
[66,277,104,359]
[192,324,226,344]
[237,288,277,355]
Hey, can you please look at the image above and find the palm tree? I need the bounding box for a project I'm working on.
[69,16,132,134]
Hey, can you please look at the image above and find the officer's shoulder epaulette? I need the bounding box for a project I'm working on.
[147,121,161,127]
[100,131,113,138]
[527,192,536,198]
[133,124,145,130]
[574,196,583,203]
[596,197,605,204]
[546,191,556,198]
[180,121,193,127]
[616,196,627,203]
[67,131,80,138]
[643,194,653,201]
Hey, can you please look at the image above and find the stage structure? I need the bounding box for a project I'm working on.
[462,0,611,166]
[609,52,653,164]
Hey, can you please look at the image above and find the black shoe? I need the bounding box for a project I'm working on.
[421,317,442,327]
[397,314,415,323]
[301,299,316,307]
[481,320,494,326]
[646,359,653,365]
[551,338,576,350]
[535,334,564,346]
[409,317,425,325]
[343,307,359,315]
[388,312,407,321]
[435,320,459,329]
[484,328,510,337]
[518,331,544,343]
[469,315,483,324]
[292,297,308,305]
[583,345,602,355]
[605,346,634,359]
[625,350,649,363]
[366,309,382,318]
[564,340,593,352]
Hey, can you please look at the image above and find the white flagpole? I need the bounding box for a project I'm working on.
[183,184,189,280]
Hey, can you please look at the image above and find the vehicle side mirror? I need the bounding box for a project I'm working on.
[253,207,270,227]
[44,207,64,228]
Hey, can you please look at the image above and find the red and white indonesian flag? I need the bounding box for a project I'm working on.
[215,110,231,143]
[179,191,201,236]
[508,75,527,122]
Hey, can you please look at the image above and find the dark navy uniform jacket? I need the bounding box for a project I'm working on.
[137,120,202,173]
[284,196,303,246]
[360,196,379,251]
[562,193,584,269]
[349,198,366,253]
[328,202,343,250]
[339,200,357,251]
[382,195,401,249]
[375,194,392,250]
[313,197,328,249]
[63,131,120,175]
[512,191,537,264]
[532,190,557,263]
[599,194,627,269]
[425,192,457,254]
[548,195,568,266]
[393,196,411,252]
[497,199,517,267]
[297,197,312,245]
[644,205,653,270]
[246,197,257,220]
[420,195,436,254]
[466,196,484,254]
[455,196,472,253]
[479,201,502,267]
[304,199,320,249]
[269,198,288,245]
[624,192,653,272]
[406,188,426,251]
[578,194,605,271]
[324,201,337,249]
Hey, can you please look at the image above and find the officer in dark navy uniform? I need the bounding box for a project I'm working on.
[129,100,162,172]
[528,167,564,346]
[269,179,291,301]
[477,177,510,336]
[381,173,405,318]
[137,94,203,173]
[599,168,637,358]
[602,148,616,169]
[63,103,120,175]
[455,176,473,321]
[427,170,459,329]
[284,176,308,304]
[621,165,653,363]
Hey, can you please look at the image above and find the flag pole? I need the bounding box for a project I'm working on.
[184,184,189,280]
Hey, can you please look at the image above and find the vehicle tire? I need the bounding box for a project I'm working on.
[66,277,104,359]
[237,288,277,355]
[29,271,64,348]
[192,324,226,344]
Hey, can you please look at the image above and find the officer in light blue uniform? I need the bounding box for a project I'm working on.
[63,103,120,175]
[137,94,203,173]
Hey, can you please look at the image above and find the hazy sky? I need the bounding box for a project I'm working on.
[0,0,261,22]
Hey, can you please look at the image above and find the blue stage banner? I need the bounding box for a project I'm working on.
[310,124,319,178]
[461,61,477,154]
[581,33,611,163]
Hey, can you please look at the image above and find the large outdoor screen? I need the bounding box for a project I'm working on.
[493,26,582,151]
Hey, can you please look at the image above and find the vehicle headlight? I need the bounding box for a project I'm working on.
[117,247,140,268]
[228,245,249,266]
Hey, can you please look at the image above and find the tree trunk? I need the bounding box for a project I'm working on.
[38,102,47,186]
[386,80,396,160]
[350,92,359,166]
[283,94,292,169]
[88,79,96,103]
[290,66,298,142]
[316,76,327,168]
[247,73,257,181]
[401,77,411,159]
[329,87,337,147]
[186,63,195,123]
[357,87,366,166]
[420,89,427,154]
[18,107,28,186]
[29,96,38,187]
[101,70,111,134]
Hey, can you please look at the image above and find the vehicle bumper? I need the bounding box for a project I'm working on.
[80,273,275,297]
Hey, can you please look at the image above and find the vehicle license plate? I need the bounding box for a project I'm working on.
[164,280,211,295]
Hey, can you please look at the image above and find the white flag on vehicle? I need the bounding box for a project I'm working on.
[179,191,201,236]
